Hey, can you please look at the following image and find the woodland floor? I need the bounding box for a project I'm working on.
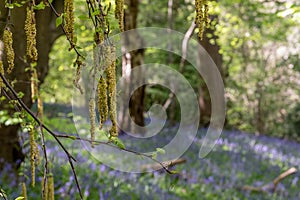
[1,105,300,199]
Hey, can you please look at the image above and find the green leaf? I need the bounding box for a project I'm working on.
[5,3,14,9]
[18,92,25,98]
[73,36,78,44]
[111,138,125,149]
[34,2,46,10]
[156,148,165,155]
[69,136,77,140]
[14,3,23,7]
[169,170,179,174]
[151,152,157,160]
[15,197,25,200]
[56,14,63,27]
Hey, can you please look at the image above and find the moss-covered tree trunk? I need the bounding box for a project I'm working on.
[0,1,63,168]
[119,0,145,134]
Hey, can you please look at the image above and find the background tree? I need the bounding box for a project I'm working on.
[198,8,223,126]
[118,0,146,134]
[217,0,300,136]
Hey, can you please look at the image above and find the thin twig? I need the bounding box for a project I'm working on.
[46,0,82,57]
[163,20,196,110]
[39,125,49,199]
[240,167,298,193]
[6,0,12,26]
[54,133,174,174]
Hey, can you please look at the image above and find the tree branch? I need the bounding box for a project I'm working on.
[163,20,196,110]
[54,133,176,174]
[141,158,186,171]
[240,167,297,193]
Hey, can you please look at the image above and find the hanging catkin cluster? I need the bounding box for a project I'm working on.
[89,2,120,145]
[89,98,96,147]
[42,176,48,200]
[115,0,124,32]
[47,173,55,200]
[195,0,209,40]
[41,173,55,200]
[22,182,28,200]
[29,129,40,187]
[25,7,38,62]
[64,0,75,44]
[3,29,15,74]
[104,45,118,138]
[97,76,108,129]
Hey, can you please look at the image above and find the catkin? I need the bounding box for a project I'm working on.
[22,182,28,200]
[97,77,108,129]
[29,128,40,187]
[29,129,36,187]
[115,0,124,32]
[0,61,3,94]
[89,98,96,147]
[3,29,15,73]
[47,173,54,200]
[204,0,209,26]
[195,0,209,40]
[42,176,48,200]
[25,7,38,62]
[31,68,38,103]
[105,46,118,138]
[64,0,74,45]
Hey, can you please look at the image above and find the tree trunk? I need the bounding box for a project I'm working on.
[118,0,145,134]
[198,15,223,126]
[255,82,264,135]
[0,1,63,168]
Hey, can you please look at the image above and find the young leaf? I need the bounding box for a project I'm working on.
[69,135,77,140]
[14,3,23,7]
[156,148,166,155]
[34,2,46,10]
[15,197,25,200]
[151,152,157,160]
[5,3,14,9]
[111,138,125,149]
[56,14,63,27]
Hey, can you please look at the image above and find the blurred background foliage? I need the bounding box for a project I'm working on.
[41,0,300,139]
[1,0,300,199]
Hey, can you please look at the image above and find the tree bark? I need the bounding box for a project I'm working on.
[255,82,264,135]
[198,15,223,126]
[0,1,63,168]
[119,0,145,134]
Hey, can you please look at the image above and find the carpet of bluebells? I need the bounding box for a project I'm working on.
[1,114,300,199]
